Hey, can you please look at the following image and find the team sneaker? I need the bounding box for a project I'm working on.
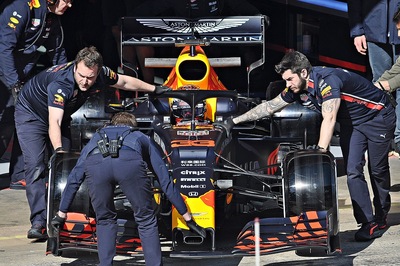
[354,221,384,242]
[375,215,388,230]
[9,179,26,190]
[27,224,47,239]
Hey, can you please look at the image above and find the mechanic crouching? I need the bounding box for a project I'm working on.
[217,51,395,242]
[52,112,206,266]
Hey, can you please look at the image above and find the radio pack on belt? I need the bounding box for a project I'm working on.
[96,129,130,158]
[97,133,123,158]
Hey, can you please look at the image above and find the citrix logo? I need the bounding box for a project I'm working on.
[180,170,206,176]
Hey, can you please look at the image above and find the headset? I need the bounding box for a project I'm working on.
[47,0,57,5]
[48,0,72,6]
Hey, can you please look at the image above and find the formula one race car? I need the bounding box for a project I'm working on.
[46,15,341,259]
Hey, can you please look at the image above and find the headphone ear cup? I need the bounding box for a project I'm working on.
[47,0,57,6]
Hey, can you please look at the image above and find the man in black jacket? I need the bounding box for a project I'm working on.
[348,0,400,154]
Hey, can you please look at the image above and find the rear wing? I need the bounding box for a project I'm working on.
[120,16,269,95]
[121,16,268,46]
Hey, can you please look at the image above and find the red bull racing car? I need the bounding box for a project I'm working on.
[46,15,341,259]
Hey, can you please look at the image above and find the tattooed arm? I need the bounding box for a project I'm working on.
[232,94,290,124]
[318,98,340,150]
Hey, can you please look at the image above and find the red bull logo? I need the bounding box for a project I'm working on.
[7,22,16,30]
[28,0,41,9]
[53,94,64,106]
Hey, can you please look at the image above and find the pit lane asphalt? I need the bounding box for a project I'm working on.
[1,156,400,266]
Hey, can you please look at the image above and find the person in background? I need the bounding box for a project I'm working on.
[217,51,395,242]
[348,0,400,155]
[0,0,72,189]
[15,46,171,239]
[375,7,400,154]
[51,112,206,266]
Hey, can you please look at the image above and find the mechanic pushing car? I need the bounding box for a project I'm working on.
[0,0,72,190]
[14,46,172,239]
[218,50,395,242]
[51,112,206,266]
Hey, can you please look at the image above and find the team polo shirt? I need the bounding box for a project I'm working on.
[280,66,390,126]
[17,61,118,125]
[0,0,66,87]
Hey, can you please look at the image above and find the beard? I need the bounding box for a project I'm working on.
[290,76,307,93]
[298,77,307,92]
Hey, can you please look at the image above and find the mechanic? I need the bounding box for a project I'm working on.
[217,51,395,242]
[15,46,172,239]
[51,112,206,266]
[0,0,72,189]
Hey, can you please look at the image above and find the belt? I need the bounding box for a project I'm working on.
[88,146,133,156]
[341,95,385,111]
[88,148,101,156]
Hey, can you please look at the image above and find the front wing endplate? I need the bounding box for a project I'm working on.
[233,209,341,256]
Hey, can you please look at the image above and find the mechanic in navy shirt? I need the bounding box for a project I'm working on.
[15,46,171,239]
[221,51,395,242]
[51,112,206,266]
[0,0,72,188]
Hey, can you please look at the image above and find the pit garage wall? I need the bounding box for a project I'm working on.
[248,0,370,85]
